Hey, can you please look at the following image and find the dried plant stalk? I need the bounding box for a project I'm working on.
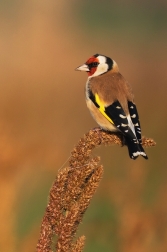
[36,129,156,252]
[71,236,86,252]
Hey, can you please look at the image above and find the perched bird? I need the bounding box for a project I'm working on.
[76,53,148,160]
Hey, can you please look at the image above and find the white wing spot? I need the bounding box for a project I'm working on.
[124,130,128,132]
[130,106,134,109]
[134,123,139,126]
[116,106,121,109]
[131,114,136,118]
[127,114,136,136]
[121,123,128,127]
[119,114,126,119]
[133,139,139,144]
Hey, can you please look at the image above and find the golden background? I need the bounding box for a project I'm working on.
[0,1,167,251]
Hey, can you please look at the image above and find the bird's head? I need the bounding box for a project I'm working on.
[76,54,118,78]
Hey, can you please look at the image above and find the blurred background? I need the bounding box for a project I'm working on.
[0,0,167,251]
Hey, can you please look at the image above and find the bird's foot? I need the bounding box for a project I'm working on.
[91,126,103,132]
[90,127,103,144]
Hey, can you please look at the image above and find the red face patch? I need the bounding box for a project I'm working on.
[85,56,99,76]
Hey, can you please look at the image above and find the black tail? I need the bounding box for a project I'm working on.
[125,138,148,160]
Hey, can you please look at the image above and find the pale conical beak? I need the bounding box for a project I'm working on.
[75,64,89,72]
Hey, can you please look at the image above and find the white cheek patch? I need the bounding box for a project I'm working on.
[97,63,108,73]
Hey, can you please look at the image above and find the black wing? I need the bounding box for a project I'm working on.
[128,101,142,144]
[105,100,138,142]
[88,89,137,142]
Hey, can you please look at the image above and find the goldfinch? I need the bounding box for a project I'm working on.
[76,53,148,160]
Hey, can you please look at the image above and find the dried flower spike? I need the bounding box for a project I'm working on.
[36,129,156,252]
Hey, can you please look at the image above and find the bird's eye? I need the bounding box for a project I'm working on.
[93,62,98,67]
[88,62,99,68]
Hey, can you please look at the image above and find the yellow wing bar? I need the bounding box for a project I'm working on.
[95,93,114,124]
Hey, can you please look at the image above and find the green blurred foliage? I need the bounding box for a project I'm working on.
[74,1,167,34]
